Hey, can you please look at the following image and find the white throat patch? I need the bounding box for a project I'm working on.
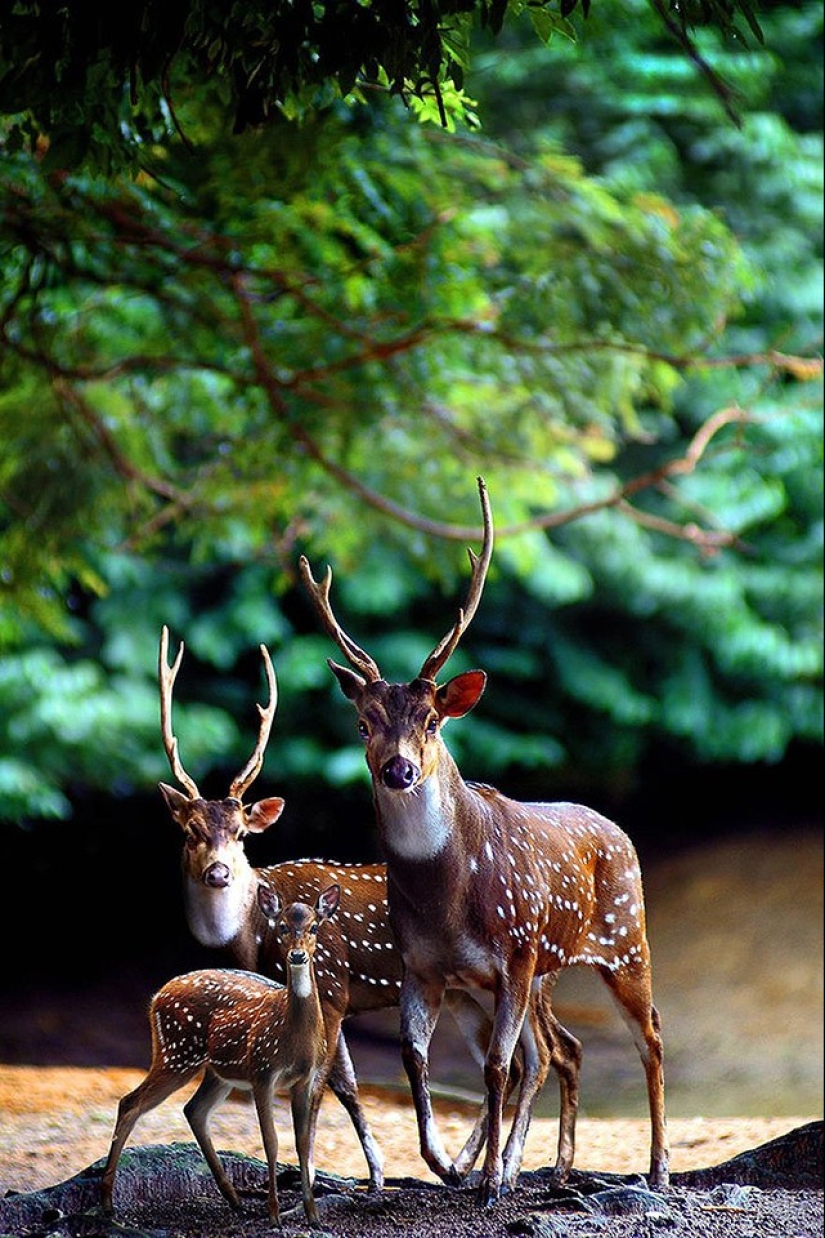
[376,779,451,860]
[184,876,246,948]
[290,962,312,998]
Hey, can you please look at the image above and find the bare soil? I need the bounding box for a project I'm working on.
[0,1064,813,1194]
[0,1068,822,1237]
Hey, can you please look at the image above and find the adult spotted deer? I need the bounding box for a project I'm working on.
[158,627,581,1187]
[299,476,668,1205]
[101,884,342,1227]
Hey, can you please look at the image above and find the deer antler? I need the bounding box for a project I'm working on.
[298,559,383,683]
[160,629,277,803]
[228,645,278,801]
[158,625,201,799]
[419,476,494,683]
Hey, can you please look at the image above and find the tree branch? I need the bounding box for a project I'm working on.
[53,378,185,505]
[230,268,755,553]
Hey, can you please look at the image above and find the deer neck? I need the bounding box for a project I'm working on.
[373,746,476,863]
[182,861,257,952]
[285,962,325,1042]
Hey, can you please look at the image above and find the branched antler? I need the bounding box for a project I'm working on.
[159,626,277,802]
[228,646,278,801]
[298,559,383,683]
[419,477,494,682]
[158,626,200,799]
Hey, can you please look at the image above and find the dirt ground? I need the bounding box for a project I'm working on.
[0,1066,822,1238]
[0,1063,815,1194]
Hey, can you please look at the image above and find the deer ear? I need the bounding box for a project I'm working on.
[329,660,367,700]
[159,782,192,824]
[317,883,341,920]
[245,797,285,833]
[436,670,487,718]
[257,883,281,922]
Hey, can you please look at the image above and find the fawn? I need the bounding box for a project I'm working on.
[100,883,341,1227]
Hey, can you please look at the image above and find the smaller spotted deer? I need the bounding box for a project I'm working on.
[100,883,341,1227]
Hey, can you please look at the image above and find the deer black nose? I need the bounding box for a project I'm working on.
[289,949,309,966]
[381,756,419,790]
[203,863,231,888]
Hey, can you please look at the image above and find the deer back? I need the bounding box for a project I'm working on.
[257,860,402,1014]
[149,967,290,1080]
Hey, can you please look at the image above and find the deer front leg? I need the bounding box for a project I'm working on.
[400,973,461,1186]
[252,1078,282,1226]
[291,1082,322,1228]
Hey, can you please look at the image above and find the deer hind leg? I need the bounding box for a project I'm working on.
[100,1065,199,1212]
[443,989,499,1178]
[400,974,462,1186]
[444,988,539,1182]
[598,962,669,1188]
[501,971,582,1189]
[478,966,534,1206]
[533,971,582,1183]
[326,1029,385,1190]
[183,1067,241,1210]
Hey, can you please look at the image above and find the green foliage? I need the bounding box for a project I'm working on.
[0,0,766,174]
[0,4,821,823]
[0,107,757,589]
[451,0,824,768]
[0,642,238,820]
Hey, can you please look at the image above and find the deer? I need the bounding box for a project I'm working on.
[158,627,583,1188]
[299,475,669,1206]
[100,882,342,1228]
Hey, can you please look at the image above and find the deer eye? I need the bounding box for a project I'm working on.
[357,719,369,740]
[425,716,440,736]
[310,923,319,935]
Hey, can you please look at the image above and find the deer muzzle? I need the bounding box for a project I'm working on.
[380,755,419,791]
[203,862,232,888]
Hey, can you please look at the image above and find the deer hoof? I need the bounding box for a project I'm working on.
[649,1165,670,1191]
[476,1175,503,1207]
[438,1163,463,1188]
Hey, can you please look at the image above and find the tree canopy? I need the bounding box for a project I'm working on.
[0,0,821,829]
[1,0,769,173]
